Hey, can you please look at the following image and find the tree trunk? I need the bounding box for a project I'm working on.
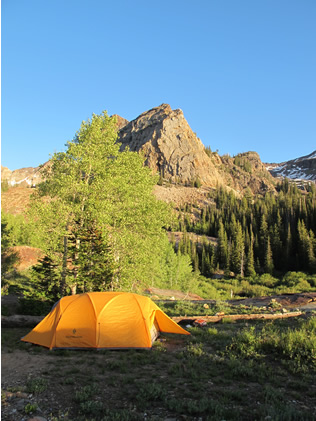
[61,232,68,296]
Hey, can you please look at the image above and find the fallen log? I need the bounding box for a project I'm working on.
[171,311,303,324]
[1,311,304,329]
[1,314,44,328]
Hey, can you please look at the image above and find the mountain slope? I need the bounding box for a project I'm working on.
[118,104,276,194]
[265,151,316,181]
[118,104,222,186]
[2,104,278,205]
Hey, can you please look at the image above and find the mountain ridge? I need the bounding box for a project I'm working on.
[2,104,315,196]
[264,150,316,182]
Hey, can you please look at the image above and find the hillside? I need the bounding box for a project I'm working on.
[265,150,316,183]
[117,104,276,195]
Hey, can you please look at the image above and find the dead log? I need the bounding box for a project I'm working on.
[1,311,304,328]
[1,314,44,328]
[172,311,303,324]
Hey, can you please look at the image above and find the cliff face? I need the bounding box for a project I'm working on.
[117,104,276,194]
[118,104,222,186]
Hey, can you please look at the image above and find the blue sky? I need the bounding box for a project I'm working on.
[2,0,316,170]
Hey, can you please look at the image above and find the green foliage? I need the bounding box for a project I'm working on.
[233,154,252,173]
[177,180,316,279]
[79,400,104,417]
[281,271,313,292]
[17,296,52,316]
[24,403,38,414]
[137,382,166,405]
[228,318,316,372]
[1,215,20,285]
[1,211,44,249]
[26,110,191,297]
[204,145,212,157]
[75,384,99,403]
[26,377,48,394]
[185,342,205,357]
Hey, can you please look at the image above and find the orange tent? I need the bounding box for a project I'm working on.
[21,292,189,349]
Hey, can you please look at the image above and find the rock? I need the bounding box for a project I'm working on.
[16,398,26,411]
[118,104,222,186]
[111,114,129,130]
[27,417,47,421]
[16,392,29,398]
[4,391,15,399]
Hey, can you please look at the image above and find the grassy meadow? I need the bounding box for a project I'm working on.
[2,306,315,421]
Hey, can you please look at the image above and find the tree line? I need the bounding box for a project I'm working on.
[175,180,316,277]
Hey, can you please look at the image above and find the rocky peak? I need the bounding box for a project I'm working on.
[118,104,222,186]
[111,114,129,130]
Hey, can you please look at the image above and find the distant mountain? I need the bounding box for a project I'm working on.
[2,104,291,205]
[265,151,316,182]
[1,163,48,187]
[117,104,276,195]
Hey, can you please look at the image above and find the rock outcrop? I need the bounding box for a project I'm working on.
[118,104,222,186]
[112,114,129,130]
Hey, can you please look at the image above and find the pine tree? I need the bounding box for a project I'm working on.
[216,221,229,270]
[264,236,274,274]
[231,221,245,276]
[245,230,256,277]
[31,256,61,301]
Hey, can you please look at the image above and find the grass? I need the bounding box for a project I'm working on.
[1,314,315,420]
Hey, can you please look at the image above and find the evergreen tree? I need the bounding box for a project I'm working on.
[31,256,61,301]
[297,220,316,272]
[216,221,229,269]
[231,221,245,276]
[245,231,256,277]
[264,236,274,274]
[1,218,19,283]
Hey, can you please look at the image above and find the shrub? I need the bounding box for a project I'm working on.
[26,377,48,394]
[227,319,316,372]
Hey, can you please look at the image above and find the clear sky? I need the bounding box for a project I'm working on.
[2,0,316,170]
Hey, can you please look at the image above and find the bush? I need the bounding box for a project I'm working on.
[281,272,312,292]
[227,319,316,372]
[18,297,53,316]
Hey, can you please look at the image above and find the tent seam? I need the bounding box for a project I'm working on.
[131,294,152,348]
[50,295,82,349]
[96,293,124,347]
[86,293,98,347]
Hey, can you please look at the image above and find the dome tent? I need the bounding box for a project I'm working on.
[21,292,190,349]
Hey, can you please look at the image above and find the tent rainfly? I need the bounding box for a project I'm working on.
[21,292,190,349]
